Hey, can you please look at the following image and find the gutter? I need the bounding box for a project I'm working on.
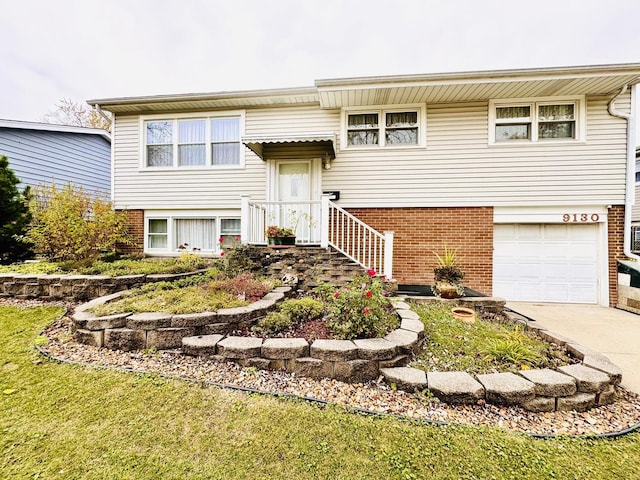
[608,83,640,261]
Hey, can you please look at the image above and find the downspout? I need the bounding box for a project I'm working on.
[607,83,640,261]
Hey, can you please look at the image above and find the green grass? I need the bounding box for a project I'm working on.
[412,304,573,374]
[0,253,219,276]
[2,306,640,479]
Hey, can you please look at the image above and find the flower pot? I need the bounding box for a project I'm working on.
[267,236,282,246]
[451,307,475,323]
[434,281,461,299]
[279,235,296,246]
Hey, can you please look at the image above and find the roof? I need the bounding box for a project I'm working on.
[88,63,640,114]
[0,119,110,141]
[241,133,336,159]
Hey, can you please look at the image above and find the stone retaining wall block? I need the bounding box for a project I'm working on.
[104,328,146,351]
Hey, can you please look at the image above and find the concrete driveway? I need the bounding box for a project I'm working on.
[506,302,640,394]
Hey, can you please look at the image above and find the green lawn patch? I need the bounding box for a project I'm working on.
[411,304,574,374]
[1,305,640,479]
[0,253,219,276]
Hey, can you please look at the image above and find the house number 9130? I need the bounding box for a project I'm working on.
[562,213,600,223]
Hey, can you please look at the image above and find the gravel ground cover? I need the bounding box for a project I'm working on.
[8,298,640,437]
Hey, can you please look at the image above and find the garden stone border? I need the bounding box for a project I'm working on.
[70,291,623,412]
[0,269,211,302]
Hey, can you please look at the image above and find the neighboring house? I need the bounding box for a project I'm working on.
[632,147,640,253]
[0,119,111,194]
[88,63,640,307]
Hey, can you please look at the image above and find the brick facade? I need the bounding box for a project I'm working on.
[118,209,144,255]
[346,207,495,295]
[607,205,625,307]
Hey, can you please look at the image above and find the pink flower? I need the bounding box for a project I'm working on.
[364,308,370,314]
[218,236,224,244]
[220,251,225,257]
[367,269,376,277]
[365,290,372,298]
[234,235,241,241]
[333,291,340,298]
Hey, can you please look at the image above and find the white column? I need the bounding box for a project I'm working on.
[240,195,250,244]
[383,231,394,279]
[320,194,330,248]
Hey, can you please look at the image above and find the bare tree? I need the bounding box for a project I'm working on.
[43,98,111,131]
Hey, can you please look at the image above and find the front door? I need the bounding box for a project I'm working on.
[273,160,320,243]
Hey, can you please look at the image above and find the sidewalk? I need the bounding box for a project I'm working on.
[506,302,640,394]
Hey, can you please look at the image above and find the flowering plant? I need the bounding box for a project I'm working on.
[265,225,295,238]
[326,270,398,339]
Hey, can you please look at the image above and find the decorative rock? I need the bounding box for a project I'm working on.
[262,338,309,359]
[521,396,556,413]
[310,339,358,361]
[352,338,396,360]
[426,371,484,404]
[557,364,610,393]
[517,368,577,397]
[334,360,378,383]
[85,313,130,331]
[476,372,536,405]
[182,334,223,356]
[104,328,146,352]
[380,367,427,392]
[288,357,334,379]
[556,392,596,412]
[217,336,263,359]
[171,312,218,328]
[74,329,104,348]
[384,329,419,354]
[147,327,195,349]
[582,355,623,385]
[126,312,172,330]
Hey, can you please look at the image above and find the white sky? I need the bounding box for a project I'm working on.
[1,0,640,122]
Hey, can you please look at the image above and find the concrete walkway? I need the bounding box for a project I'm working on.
[507,302,640,394]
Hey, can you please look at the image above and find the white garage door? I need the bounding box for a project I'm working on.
[493,223,599,303]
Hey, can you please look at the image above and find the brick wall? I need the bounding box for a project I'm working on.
[118,209,144,255]
[346,207,494,295]
[607,205,625,307]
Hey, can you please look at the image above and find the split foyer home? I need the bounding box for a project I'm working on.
[88,63,640,307]
[0,119,111,194]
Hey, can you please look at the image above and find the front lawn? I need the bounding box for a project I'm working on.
[1,305,639,479]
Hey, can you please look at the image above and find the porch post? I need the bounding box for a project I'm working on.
[240,195,250,244]
[383,231,394,279]
[320,194,330,248]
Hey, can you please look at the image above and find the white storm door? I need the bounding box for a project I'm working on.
[275,161,319,242]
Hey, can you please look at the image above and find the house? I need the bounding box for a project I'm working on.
[88,63,640,307]
[632,147,640,253]
[0,119,111,194]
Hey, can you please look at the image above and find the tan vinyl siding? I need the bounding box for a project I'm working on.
[323,95,628,207]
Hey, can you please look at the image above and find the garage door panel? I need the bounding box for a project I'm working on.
[493,223,598,303]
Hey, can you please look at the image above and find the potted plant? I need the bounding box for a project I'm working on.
[265,225,296,246]
[432,245,465,299]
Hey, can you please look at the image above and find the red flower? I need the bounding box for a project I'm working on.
[365,290,372,298]
[234,235,241,241]
[367,269,376,277]
[333,291,340,298]
[218,236,224,244]
[363,308,370,314]
[220,251,225,257]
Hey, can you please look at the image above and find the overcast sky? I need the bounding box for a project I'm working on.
[2,0,640,122]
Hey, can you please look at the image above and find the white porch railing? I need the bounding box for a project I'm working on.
[241,195,394,278]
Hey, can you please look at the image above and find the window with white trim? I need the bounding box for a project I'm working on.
[344,107,422,148]
[145,215,240,254]
[144,114,243,168]
[490,98,582,143]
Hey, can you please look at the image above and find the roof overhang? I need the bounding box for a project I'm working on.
[315,63,640,108]
[241,133,336,160]
[87,87,319,115]
[0,119,110,141]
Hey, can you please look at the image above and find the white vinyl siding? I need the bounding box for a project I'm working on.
[320,94,628,208]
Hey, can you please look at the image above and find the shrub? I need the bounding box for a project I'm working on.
[0,155,33,264]
[208,272,271,301]
[279,297,324,323]
[26,183,132,261]
[326,273,398,340]
[223,243,257,277]
[252,311,292,335]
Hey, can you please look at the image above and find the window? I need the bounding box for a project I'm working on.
[491,98,582,143]
[145,214,240,254]
[633,226,640,254]
[143,113,243,167]
[344,107,422,148]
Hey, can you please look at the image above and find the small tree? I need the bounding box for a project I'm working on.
[43,98,111,131]
[0,156,33,264]
[26,183,131,261]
